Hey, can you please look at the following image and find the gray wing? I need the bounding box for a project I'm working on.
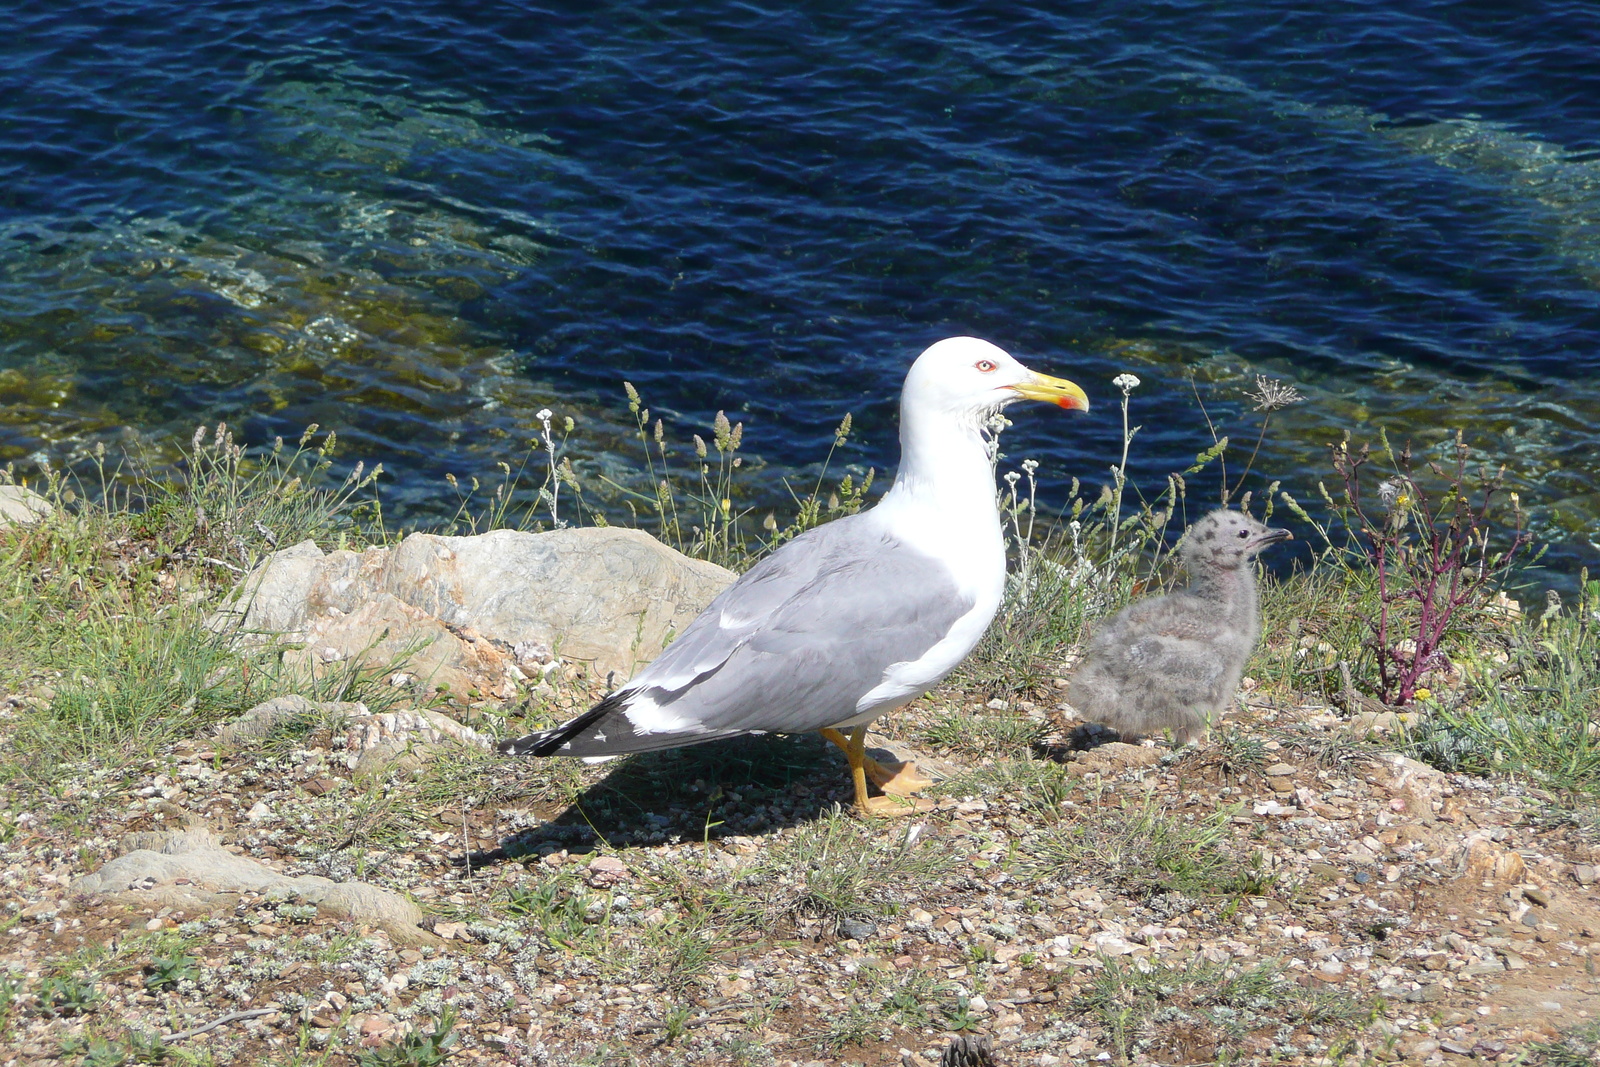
[527,512,974,756]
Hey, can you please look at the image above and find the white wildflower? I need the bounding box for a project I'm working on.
[1112,373,1141,395]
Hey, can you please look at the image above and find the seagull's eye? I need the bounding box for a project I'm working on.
[1238,529,1250,539]
[975,360,996,373]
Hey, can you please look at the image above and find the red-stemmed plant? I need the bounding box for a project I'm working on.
[1328,430,1530,706]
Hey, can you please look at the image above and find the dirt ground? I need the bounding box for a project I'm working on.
[4,681,1599,1066]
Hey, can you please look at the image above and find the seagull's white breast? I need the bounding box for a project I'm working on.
[841,490,1007,722]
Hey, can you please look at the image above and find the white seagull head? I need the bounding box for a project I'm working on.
[901,336,1089,423]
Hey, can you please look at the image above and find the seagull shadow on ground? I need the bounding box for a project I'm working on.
[460,731,915,870]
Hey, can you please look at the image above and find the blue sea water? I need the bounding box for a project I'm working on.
[2,1,1598,569]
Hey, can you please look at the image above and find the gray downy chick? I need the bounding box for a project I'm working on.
[1067,509,1292,745]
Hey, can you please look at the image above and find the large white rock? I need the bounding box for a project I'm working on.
[0,485,53,528]
[211,526,734,699]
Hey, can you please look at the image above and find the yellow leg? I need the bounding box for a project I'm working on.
[820,727,935,797]
[820,726,934,818]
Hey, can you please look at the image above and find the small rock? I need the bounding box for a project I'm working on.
[1264,763,1296,776]
[1068,742,1162,775]
[1457,835,1525,885]
[838,917,878,941]
[1524,886,1552,907]
[217,695,329,746]
[358,1014,399,1048]
[586,855,628,886]
[1573,864,1598,885]
[1087,932,1137,955]
[72,825,435,945]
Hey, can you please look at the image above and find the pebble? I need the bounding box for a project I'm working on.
[838,917,878,941]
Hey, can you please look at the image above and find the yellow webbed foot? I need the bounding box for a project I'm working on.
[855,793,937,818]
[863,756,935,797]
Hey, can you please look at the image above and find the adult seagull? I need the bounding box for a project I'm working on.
[500,337,1089,816]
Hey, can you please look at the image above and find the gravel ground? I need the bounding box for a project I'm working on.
[4,680,1598,1066]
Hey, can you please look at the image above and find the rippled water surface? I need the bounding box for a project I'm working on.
[3,1,1599,568]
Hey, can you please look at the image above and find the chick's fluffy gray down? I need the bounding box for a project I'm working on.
[1067,509,1289,744]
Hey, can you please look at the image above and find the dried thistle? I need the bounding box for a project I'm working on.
[1247,375,1302,413]
[1227,376,1302,500]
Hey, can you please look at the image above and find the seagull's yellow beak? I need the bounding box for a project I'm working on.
[1011,370,1090,412]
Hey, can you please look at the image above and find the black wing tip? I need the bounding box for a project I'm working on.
[498,692,629,758]
[497,732,553,757]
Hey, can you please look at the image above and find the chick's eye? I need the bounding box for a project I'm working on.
[975,360,996,373]
[1238,529,1250,539]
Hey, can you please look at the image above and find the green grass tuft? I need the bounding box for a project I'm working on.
[1027,797,1254,899]
[1408,580,1600,792]
[1072,956,1365,1064]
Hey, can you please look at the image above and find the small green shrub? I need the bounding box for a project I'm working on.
[32,973,100,1019]
[143,950,199,992]
[67,1030,168,1067]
